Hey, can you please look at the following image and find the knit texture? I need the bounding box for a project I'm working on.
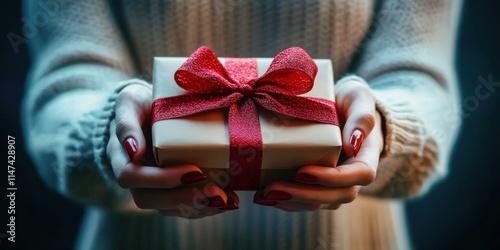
[22,0,462,249]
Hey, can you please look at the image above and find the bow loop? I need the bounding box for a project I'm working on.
[174,46,239,93]
[253,47,317,95]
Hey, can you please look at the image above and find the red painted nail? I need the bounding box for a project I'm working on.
[265,190,292,201]
[124,138,138,161]
[203,196,227,207]
[293,172,318,184]
[349,129,364,157]
[219,198,239,210]
[180,171,206,185]
[253,191,278,206]
[254,199,278,206]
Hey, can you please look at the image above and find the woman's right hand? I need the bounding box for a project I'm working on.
[107,84,238,218]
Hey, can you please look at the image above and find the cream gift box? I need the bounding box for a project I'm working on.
[152,49,342,190]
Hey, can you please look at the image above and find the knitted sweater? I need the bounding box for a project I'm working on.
[22,0,462,249]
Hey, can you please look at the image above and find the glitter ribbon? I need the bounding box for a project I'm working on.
[152,46,339,190]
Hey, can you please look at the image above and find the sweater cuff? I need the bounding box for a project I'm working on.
[360,81,438,198]
[92,79,151,209]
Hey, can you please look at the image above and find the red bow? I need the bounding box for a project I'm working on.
[152,46,339,190]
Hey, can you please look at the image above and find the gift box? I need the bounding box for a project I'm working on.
[152,47,342,190]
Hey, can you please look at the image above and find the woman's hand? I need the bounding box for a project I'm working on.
[107,84,238,218]
[254,77,384,211]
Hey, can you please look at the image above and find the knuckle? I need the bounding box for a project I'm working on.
[137,87,153,103]
[331,165,344,176]
[118,85,152,105]
[343,187,359,203]
[115,173,128,189]
[345,80,370,97]
[115,164,132,188]
[358,111,376,131]
[364,167,377,185]
[357,161,377,185]
[114,118,133,139]
[116,87,135,104]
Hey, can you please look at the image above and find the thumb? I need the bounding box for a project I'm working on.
[114,84,152,162]
[335,76,376,157]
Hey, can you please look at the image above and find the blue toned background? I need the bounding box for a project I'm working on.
[1,0,499,249]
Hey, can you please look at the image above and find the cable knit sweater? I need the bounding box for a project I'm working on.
[22,0,462,249]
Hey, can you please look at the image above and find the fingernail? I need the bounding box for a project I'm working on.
[254,199,278,206]
[124,137,138,161]
[203,196,227,207]
[253,191,278,206]
[180,171,206,185]
[265,190,292,201]
[219,198,239,210]
[350,129,364,157]
[293,172,318,184]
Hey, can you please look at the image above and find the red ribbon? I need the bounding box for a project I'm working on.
[152,46,339,190]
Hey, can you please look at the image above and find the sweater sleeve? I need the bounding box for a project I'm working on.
[352,0,463,198]
[21,0,148,208]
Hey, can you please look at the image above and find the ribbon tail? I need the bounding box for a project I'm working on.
[151,93,242,123]
[254,93,340,125]
[228,99,263,190]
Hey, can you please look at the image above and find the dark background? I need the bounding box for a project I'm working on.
[1,0,499,249]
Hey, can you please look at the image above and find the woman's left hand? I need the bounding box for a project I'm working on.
[254,78,384,211]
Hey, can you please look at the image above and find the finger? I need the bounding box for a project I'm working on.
[275,201,322,211]
[275,202,341,212]
[226,190,240,205]
[294,162,376,187]
[294,120,381,187]
[262,181,360,205]
[115,84,152,162]
[254,193,342,211]
[158,208,225,219]
[117,163,206,189]
[107,123,130,173]
[323,204,342,210]
[335,77,376,157]
[108,130,206,188]
[221,190,240,210]
[158,190,239,216]
[130,185,228,210]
